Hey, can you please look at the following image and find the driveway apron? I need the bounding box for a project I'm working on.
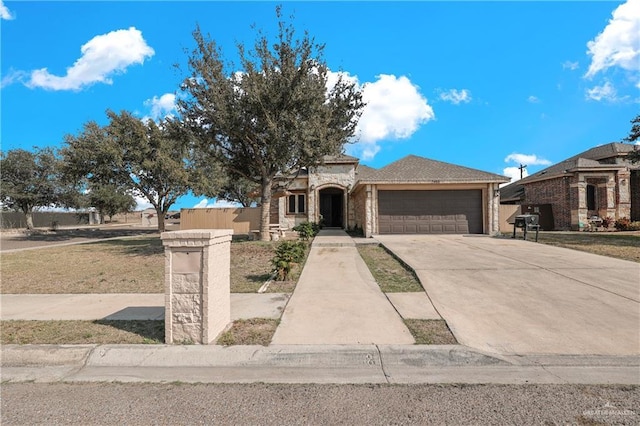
[376,235,640,356]
[271,230,414,345]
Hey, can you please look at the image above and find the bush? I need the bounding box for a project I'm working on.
[292,221,320,240]
[629,221,640,231]
[614,217,632,231]
[271,241,307,281]
[601,216,614,229]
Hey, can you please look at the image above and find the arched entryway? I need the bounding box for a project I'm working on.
[319,187,344,228]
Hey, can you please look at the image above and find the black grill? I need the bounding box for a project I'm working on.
[512,214,540,241]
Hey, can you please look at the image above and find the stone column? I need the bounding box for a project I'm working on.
[161,230,232,344]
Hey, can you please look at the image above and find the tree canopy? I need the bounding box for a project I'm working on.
[178,7,364,240]
[62,110,219,231]
[623,114,640,163]
[0,147,78,229]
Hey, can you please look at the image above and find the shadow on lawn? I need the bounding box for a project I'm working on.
[90,237,164,256]
[94,319,165,343]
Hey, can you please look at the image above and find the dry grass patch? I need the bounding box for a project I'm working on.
[535,232,640,263]
[1,237,165,294]
[404,319,458,345]
[357,244,423,292]
[1,320,164,344]
[216,318,279,346]
[1,236,302,294]
[230,240,277,292]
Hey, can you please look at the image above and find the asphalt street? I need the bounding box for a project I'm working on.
[2,382,638,425]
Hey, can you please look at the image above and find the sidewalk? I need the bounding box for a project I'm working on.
[271,230,414,345]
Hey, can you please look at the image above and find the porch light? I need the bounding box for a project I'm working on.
[494,189,500,197]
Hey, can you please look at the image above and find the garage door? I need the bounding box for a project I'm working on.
[378,190,483,234]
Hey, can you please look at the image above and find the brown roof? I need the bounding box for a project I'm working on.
[358,155,509,184]
[517,142,637,185]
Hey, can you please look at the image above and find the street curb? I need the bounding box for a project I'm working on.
[3,344,638,385]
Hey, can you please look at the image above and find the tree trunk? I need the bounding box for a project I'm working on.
[259,177,273,241]
[25,210,34,230]
[156,207,166,233]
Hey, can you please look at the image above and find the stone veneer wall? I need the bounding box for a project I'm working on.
[523,177,573,230]
[307,163,356,226]
[351,186,367,235]
[161,230,232,344]
[631,171,640,221]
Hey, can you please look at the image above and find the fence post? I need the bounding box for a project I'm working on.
[161,229,233,344]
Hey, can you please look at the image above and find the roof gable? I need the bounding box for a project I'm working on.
[518,142,637,185]
[359,155,508,183]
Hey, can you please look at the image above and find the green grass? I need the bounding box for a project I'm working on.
[357,244,424,292]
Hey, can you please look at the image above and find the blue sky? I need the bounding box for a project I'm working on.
[2,1,639,211]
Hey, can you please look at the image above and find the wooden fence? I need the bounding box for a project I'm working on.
[179,208,261,234]
[499,204,521,234]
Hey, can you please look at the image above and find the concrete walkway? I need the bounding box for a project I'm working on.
[271,230,414,345]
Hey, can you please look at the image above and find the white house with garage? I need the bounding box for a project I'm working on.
[271,154,509,237]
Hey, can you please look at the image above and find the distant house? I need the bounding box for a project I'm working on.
[272,154,508,237]
[500,143,640,230]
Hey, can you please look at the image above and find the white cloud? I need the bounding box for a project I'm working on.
[134,195,153,211]
[562,61,579,70]
[143,93,177,122]
[504,153,552,166]
[585,0,640,78]
[193,198,241,209]
[439,88,472,105]
[26,27,154,91]
[585,81,619,101]
[348,74,434,160]
[502,166,529,184]
[527,95,541,103]
[1,0,14,19]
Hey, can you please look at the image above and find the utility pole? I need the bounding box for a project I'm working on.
[518,163,527,179]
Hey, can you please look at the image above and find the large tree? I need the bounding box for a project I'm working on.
[623,114,640,163]
[0,147,76,229]
[178,7,364,240]
[62,110,217,232]
[87,184,137,223]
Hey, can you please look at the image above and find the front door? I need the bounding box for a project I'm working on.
[319,188,344,228]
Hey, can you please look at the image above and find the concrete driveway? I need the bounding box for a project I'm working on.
[376,235,640,356]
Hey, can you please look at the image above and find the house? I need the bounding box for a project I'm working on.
[499,142,640,230]
[272,154,509,237]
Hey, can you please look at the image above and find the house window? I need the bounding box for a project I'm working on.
[586,184,596,210]
[288,194,306,214]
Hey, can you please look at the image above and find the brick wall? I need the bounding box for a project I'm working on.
[523,176,573,230]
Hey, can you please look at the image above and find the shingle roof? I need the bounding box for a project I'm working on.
[499,181,525,202]
[358,155,509,184]
[355,164,377,180]
[518,142,637,185]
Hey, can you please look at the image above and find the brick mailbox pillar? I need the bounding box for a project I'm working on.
[161,230,233,344]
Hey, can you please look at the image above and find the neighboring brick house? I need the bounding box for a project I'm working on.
[500,143,640,230]
[273,154,509,237]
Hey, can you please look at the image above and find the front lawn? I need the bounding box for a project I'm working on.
[1,236,286,294]
[534,231,640,263]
